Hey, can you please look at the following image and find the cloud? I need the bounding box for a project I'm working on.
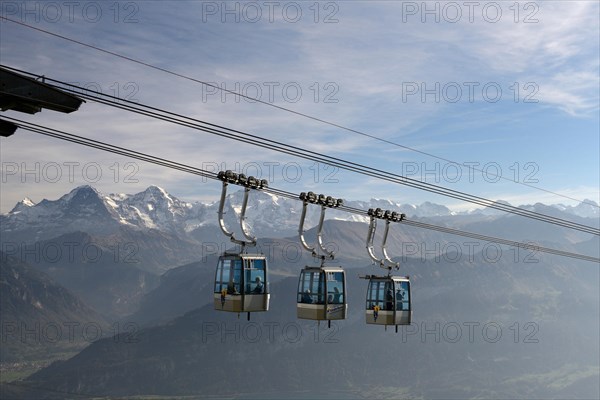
[1,1,598,214]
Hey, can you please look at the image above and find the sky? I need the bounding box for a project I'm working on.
[1,0,599,214]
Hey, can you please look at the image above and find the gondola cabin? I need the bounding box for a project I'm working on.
[297,266,347,321]
[214,253,269,314]
[365,276,411,329]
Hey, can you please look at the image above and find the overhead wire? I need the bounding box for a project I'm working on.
[9,72,597,236]
[0,18,597,210]
[4,116,599,264]
[1,67,598,235]
[2,20,599,400]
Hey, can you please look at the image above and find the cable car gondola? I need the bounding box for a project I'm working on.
[297,265,346,322]
[213,171,269,319]
[296,192,347,327]
[365,275,411,328]
[362,208,412,332]
[214,252,269,314]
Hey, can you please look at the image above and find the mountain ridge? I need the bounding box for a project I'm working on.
[3,185,598,242]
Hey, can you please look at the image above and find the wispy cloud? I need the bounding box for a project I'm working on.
[1,1,597,214]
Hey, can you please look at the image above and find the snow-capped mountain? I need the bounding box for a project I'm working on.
[553,199,600,219]
[105,185,194,231]
[0,185,461,242]
[3,185,122,242]
[2,185,597,320]
[2,185,598,244]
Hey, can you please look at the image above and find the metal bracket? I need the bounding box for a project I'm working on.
[316,205,335,260]
[218,181,252,246]
[298,191,342,261]
[366,208,405,273]
[298,200,317,257]
[217,170,268,249]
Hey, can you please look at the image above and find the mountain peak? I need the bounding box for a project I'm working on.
[571,199,600,218]
[146,185,168,195]
[21,197,35,206]
[137,185,173,202]
[61,185,101,202]
[10,197,36,213]
[132,185,173,205]
[57,185,114,221]
[74,184,97,192]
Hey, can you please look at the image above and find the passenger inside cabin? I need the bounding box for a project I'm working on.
[386,288,394,310]
[227,281,238,294]
[252,276,264,294]
[396,287,405,310]
[333,287,342,304]
[302,289,313,304]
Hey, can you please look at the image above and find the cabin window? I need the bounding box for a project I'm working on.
[297,271,325,304]
[366,280,395,311]
[326,272,344,304]
[395,281,410,311]
[245,258,267,294]
[214,258,227,293]
[214,258,242,294]
[366,280,410,311]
